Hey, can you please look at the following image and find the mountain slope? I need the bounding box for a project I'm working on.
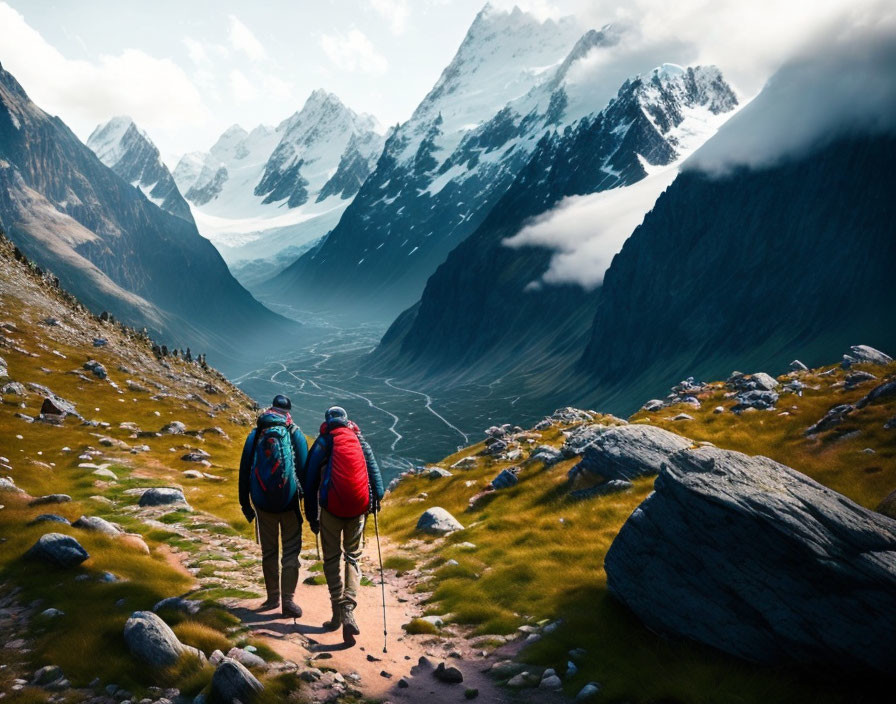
[87,116,192,222]
[578,132,896,410]
[172,91,385,288]
[266,5,588,317]
[368,65,737,384]
[0,61,297,371]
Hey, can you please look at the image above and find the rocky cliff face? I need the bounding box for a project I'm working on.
[368,65,737,384]
[0,62,297,370]
[265,5,589,316]
[86,116,191,222]
[605,444,896,673]
[579,134,896,410]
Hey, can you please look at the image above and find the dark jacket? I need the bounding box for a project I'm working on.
[239,408,309,516]
[303,417,385,520]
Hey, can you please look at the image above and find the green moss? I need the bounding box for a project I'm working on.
[402,618,439,635]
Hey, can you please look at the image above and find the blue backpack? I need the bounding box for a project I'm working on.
[249,412,300,512]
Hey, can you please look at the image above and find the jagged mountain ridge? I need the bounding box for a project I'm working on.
[368,64,738,384]
[172,90,385,287]
[86,116,192,222]
[265,5,596,316]
[0,61,297,371]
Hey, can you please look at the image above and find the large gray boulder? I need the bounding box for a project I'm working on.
[209,658,263,703]
[123,611,185,667]
[416,507,464,535]
[605,446,896,673]
[138,488,189,508]
[568,425,691,484]
[847,344,892,365]
[25,533,89,568]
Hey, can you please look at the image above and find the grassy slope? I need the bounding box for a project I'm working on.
[379,366,895,703]
[0,237,309,700]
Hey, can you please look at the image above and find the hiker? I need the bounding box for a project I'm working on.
[303,406,385,644]
[239,394,309,617]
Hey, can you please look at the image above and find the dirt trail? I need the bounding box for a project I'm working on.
[231,535,538,703]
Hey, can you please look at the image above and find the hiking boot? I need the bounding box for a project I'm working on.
[256,595,279,611]
[342,606,360,645]
[281,597,303,619]
[323,603,342,632]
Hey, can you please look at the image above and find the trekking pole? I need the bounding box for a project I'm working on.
[373,509,388,653]
[315,532,321,562]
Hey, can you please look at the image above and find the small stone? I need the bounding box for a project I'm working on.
[433,662,463,684]
[32,665,64,685]
[25,533,88,568]
[226,647,266,669]
[576,682,602,701]
[29,494,72,506]
[416,507,464,535]
[73,515,121,536]
[397,678,410,688]
[138,488,189,508]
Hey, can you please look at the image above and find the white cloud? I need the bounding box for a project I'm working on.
[505,167,679,289]
[183,36,211,67]
[0,2,208,135]
[319,29,388,74]
[687,6,896,173]
[228,15,267,63]
[229,69,258,102]
[369,0,410,34]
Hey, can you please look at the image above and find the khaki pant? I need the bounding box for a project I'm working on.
[256,507,302,603]
[320,508,365,609]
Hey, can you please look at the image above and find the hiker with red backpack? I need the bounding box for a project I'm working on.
[239,395,309,618]
[303,406,385,644]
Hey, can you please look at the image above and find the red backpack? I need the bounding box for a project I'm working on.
[321,421,371,519]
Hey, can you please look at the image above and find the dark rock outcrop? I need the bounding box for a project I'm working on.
[209,658,263,703]
[605,446,896,673]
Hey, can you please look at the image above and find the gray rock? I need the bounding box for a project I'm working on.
[139,488,188,508]
[29,494,72,506]
[561,424,607,457]
[226,647,266,669]
[181,451,210,463]
[848,345,892,365]
[0,477,25,494]
[73,515,121,536]
[123,611,185,667]
[84,360,108,379]
[727,372,779,391]
[93,468,118,480]
[732,389,779,412]
[490,468,519,489]
[482,438,507,456]
[32,665,64,685]
[1,381,26,395]
[530,445,562,465]
[877,489,896,520]
[29,514,71,526]
[856,379,896,409]
[805,403,854,435]
[209,658,263,703]
[569,479,633,501]
[93,338,108,347]
[790,360,808,371]
[540,674,563,689]
[671,413,693,421]
[506,672,538,688]
[576,682,602,701]
[845,371,876,387]
[427,467,453,479]
[160,421,186,435]
[39,394,79,418]
[642,399,665,412]
[433,662,464,684]
[605,445,896,673]
[568,425,691,484]
[154,597,202,615]
[416,507,464,535]
[26,533,89,568]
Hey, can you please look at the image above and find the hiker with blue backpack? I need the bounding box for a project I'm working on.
[239,394,308,618]
[304,406,385,645]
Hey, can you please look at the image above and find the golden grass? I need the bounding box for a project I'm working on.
[378,365,896,703]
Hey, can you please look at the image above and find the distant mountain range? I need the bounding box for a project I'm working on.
[264,6,593,316]
[169,90,385,289]
[87,116,192,223]
[370,31,896,414]
[369,63,738,384]
[0,61,297,371]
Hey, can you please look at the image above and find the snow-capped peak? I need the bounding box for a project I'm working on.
[87,115,141,167]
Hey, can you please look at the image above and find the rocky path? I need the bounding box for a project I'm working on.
[129,497,556,703]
